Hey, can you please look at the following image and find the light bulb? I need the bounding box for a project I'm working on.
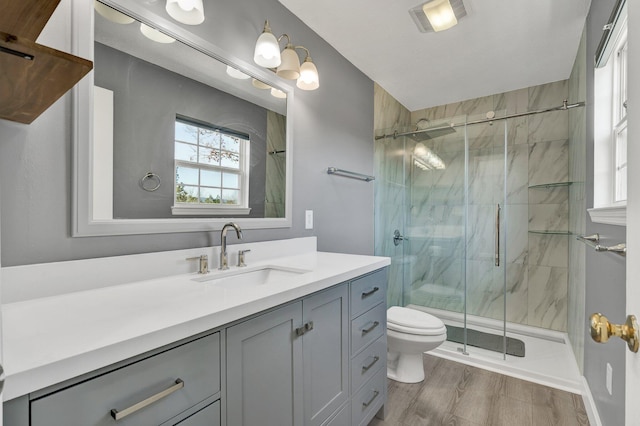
[177,0,196,11]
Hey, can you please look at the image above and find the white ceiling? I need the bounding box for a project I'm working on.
[277,0,591,111]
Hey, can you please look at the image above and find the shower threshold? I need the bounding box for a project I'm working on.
[445,325,525,357]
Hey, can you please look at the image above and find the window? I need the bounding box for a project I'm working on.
[591,3,627,226]
[172,117,251,216]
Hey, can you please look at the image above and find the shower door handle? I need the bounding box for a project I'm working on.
[495,204,501,267]
[393,229,405,246]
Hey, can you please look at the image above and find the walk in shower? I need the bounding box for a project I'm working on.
[374,100,584,362]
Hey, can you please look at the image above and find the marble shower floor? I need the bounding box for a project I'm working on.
[369,355,590,426]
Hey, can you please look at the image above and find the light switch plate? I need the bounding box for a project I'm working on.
[305,210,313,229]
[606,362,613,395]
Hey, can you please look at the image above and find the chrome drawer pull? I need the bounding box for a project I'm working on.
[362,390,380,407]
[361,287,379,298]
[110,378,184,421]
[361,321,380,335]
[295,321,314,337]
[361,355,380,372]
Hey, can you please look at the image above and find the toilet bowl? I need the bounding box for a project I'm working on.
[387,306,447,383]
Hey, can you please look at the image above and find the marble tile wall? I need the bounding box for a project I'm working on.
[373,83,412,307]
[567,28,587,372]
[265,111,286,218]
[406,79,573,332]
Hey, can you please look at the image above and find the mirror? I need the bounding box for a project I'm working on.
[72,0,293,236]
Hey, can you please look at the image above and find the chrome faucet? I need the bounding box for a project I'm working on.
[186,254,209,274]
[219,222,242,270]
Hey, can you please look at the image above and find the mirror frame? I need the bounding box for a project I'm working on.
[72,0,293,236]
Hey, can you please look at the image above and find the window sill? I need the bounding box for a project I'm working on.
[587,205,626,226]
[172,205,251,216]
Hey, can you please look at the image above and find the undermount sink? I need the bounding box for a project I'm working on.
[192,265,310,288]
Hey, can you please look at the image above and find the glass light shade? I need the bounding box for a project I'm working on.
[297,58,319,90]
[165,0,205,25]
[94,1,134,24]
[276,46,301,80]
[270,88,287,99]
[254,28,281,68]
[422,0,457,32]
[140,23,176,43]
[251,78,271,90]
[226,65,251,80]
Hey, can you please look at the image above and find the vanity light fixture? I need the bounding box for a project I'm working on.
[165,0,205,25]
[226,65,251,80]
[270,88,287,99]
[140,23,176,43]
[94,1,135,24]
[254,20,320,90]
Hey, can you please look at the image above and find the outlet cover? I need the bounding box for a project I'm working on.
[305,210,313,230]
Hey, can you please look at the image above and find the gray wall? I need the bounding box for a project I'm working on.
[583,0,626,424]
[0,0,375,266]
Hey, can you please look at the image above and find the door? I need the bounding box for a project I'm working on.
[226,302,303,426]
[626,2,640,420]
[302,284,349,426]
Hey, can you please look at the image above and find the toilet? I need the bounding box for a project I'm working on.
[386,306,447,383]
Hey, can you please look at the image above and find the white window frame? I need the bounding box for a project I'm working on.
[171,117,251,216]
[590,10,628,226]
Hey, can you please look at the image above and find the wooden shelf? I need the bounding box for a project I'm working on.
[0,0,61,40]
[0,32,92,124]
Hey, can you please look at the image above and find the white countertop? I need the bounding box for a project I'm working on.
[2,245,389,400]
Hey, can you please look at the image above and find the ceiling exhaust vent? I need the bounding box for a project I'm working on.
[409,0,467,33]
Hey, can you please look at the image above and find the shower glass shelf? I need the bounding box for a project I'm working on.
[528,230,572,235]
[528,182,573,189]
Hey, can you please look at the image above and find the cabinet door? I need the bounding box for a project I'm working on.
[226,302,303,426]
[303,284,349,426]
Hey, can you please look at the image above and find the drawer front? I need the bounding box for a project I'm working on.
[351,367,386,426]
[351,302,386,355]
[351,268,387,318]
[31,333,220,426]
[351,336,386,393]
[174,400,220,426]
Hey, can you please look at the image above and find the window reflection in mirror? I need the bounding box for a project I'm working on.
[93,1,287,220]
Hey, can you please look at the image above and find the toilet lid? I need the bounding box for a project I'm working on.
[387,306,446,335]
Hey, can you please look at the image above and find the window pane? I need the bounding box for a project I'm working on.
[221,152,240,169]
[199,147,221,165]
[222,173,239,189]
[176,166,199,185]
[199,129,219,149]
[176,185,199,203]
[201,169,221,187]
[175,142,198,162]
[200,187,221,204]
[615,125,627,202]
[175,122,197,143]
[222,189,239,205]
[222,135,241,153]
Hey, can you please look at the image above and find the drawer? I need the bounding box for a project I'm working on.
[351,302,386,355]
[351,268,387,318]
[31,332,220,426]
[351,336,386,393]
[174,400,220,426]
[351,367,386,426]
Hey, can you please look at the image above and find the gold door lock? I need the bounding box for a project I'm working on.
[590,313,639,353]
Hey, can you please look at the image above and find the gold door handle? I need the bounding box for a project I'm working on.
[590,313,639,353]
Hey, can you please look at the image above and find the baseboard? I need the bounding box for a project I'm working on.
[581,376,602,426]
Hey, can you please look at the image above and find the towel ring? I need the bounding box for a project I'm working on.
[140,172,161,192]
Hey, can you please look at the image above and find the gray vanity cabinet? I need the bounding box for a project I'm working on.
[226,283,349,426]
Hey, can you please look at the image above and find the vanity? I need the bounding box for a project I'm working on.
[2,237,390,426]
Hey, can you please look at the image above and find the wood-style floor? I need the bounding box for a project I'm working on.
[369,355,590,426]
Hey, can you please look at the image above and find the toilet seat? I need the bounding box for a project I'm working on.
[387,306,446,336]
